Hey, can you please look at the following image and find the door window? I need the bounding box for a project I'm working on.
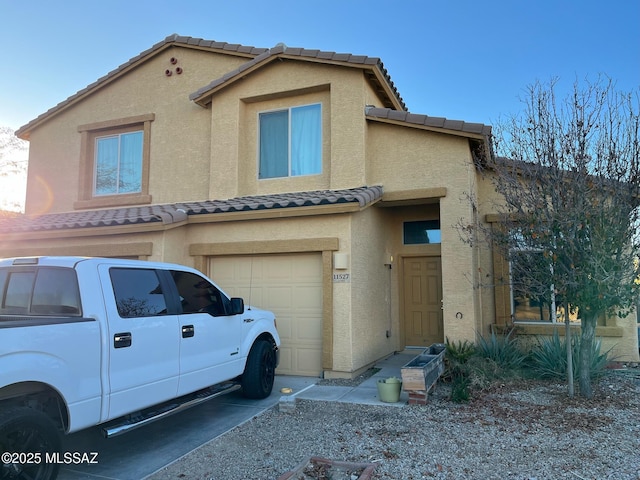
[170,270,230,316]
[109,268,167,317]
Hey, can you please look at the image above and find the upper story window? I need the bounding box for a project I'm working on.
[259,103,322,179]
[76,114,154,209]
[403,220,441,244]
[95,131,143,195]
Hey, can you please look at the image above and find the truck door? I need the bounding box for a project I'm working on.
[169,270,243,396]
[99,265,180,419]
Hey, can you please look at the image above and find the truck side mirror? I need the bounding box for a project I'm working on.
[229,297,244,315]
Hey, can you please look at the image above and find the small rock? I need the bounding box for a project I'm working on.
[279,395,296,413]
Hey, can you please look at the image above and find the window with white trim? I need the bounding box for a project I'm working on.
[258,103,322,179]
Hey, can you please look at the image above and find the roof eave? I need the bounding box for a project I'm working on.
[366,114,491,140]
[16,35,267,139]
[190,53,405,110]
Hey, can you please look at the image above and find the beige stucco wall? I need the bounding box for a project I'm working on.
[366,121,482,345]
[23,46,251,214]
[208,61,378,199]
[347,206,395,370]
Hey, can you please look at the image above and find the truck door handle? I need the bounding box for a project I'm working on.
[182,325,195,338]
[114,332,132,348]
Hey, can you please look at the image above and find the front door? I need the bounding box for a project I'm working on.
[402,256,443,346]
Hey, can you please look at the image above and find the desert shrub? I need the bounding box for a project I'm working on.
[529,330,611,380]
[450,374,471,403]
[444,333,528,402]
[443,338,476,402]
[476,330,526,371]
[445,338,476,363]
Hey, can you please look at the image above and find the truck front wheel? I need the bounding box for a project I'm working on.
[241,340,276,399]
[0,407,61,480]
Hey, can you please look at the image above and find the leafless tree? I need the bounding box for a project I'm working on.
[475,77,640,398]
[0,126,28,211]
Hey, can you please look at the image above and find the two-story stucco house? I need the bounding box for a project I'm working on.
[1,34,637,377]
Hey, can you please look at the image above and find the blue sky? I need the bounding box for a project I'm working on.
[0,0,638,131]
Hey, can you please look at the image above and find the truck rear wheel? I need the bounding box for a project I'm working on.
[0,407,61,480]
[241,340,276,399]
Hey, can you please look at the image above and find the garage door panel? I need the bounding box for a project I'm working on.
[296,315,322,338]
[210,254,322,376]
[295,348,322,374]
[293,286,322,309]
[264,286,293,309]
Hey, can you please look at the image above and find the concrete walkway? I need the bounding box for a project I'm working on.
[283,350,419,407]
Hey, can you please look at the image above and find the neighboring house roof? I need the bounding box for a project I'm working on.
[0,210,20,219]
[189,43,405,110]
[16,34,405,138]
[365,107,492,138]
[0,186,383,234]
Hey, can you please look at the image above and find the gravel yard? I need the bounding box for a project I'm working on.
[148,370,640,480]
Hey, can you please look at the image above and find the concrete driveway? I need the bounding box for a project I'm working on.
[56,376,316,480]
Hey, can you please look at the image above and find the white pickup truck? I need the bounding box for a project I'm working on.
[0,256,280,480]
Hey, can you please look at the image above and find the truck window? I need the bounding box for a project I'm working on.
[170,270,229,316]
[109,268,168,318]
[0,267,81,316]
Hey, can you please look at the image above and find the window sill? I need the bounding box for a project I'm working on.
[492,323,624,337]
[74,194,152,210]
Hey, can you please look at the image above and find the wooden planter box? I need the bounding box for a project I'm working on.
[401,343,446,393]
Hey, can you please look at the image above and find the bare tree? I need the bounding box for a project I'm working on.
[0,126,28,211]
[477,77,640,398]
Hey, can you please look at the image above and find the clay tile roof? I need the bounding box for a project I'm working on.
[0,210,20,220]
[365,107,492,137]
[18,35,406,137]
[0,186,382,234]
[189,44,406,110]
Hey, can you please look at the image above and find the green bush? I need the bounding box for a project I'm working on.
[444,333,528,402]
[450,374,471,403]
[476,330,526,370]
[528,330,611,380]
[443,338,476,402]
[444,338,476,364]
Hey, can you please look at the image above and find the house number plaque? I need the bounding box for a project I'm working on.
[333,273,351,283]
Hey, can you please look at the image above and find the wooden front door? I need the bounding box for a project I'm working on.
[402,256,443,346]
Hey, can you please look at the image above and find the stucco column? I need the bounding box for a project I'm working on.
[439,179,480,345]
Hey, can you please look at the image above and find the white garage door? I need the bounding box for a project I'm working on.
[209,253,323,376]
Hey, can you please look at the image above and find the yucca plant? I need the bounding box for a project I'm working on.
[476,330,526,371]
[529,330,611,380]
